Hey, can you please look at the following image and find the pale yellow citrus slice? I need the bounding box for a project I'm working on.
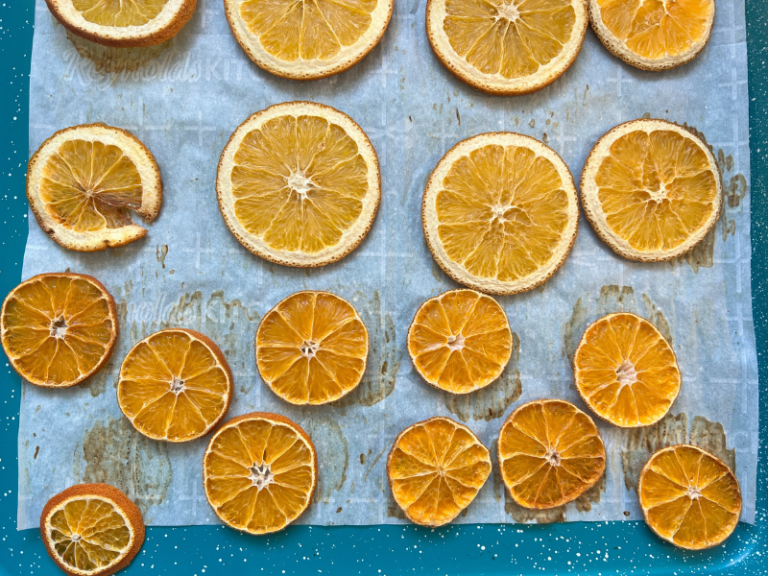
[423,132,579,295]
[581,119,722,262]
[203,412,318,535]
[217,102,381,267]
[387,416,492,526]
[639,445,742,549]
[40,483,144,576]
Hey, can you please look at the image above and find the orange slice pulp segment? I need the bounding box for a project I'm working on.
[72,0,170,26]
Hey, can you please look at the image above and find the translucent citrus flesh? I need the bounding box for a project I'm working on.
[436,144,570,281]
[409,291,511,392]
[72,0,170,27]
[442,0,575,78]
[232,115,369,254]
[47,497,132,573]
[595,130,717,253]
[499,400,605,508]
[597,0,712,59]
[204,418,315,534]
[575,314,680,427]
[640,446,741,549]
[389,418,491,525]
[2,276,114,386]
[40,139,144,233]
[240,0,376,62]
[119,331,230,442]
[257,292,367,404]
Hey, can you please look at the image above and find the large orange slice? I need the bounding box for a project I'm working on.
[256,291,368,405]
[387,417,492,526]
[639,445,741,549]
[498,399,606,509]
[203,412,317,535]
[574,312,681,427]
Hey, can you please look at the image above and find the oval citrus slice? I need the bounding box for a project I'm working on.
[256,291,368,405]
[639,445,741,549]
[203,412,318,535]
[574,312,681,427]
[217,102,381,267]
[423,132,579,295]
[426,0,588,95]
[45,0,196,47]
[581,119,722,262]
[223,0,393,79]
[27,124,162,252]
[498,399,606,509]
[407,289,513,393]
[117,329,233,442]
[387,416,492,526]
[40,483,144,576]
[589,0,715,71]
[1,273,118,388]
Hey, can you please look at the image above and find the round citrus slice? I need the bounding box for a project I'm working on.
[589,0,714,71]
[256,291,368,405]
[407,289,513,394]
[27,124,162,252]
[423,132,579,295]
[387,417,492,526]
[498,399,606,509]
[1,273,118,388]
[117,328,233,442]
[217,102,381,267]
[203,412,318,535]
[581,119,722,262]
[45,0,196,47]
[639,445,742,550]
[223,0,393,80]
[40,483,144,576]
[574,312,681,427]
[426,0,588,95]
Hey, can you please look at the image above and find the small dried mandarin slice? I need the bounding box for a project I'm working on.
[387,417,492,526]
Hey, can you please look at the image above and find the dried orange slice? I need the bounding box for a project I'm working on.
[387,417,492,526]
[203,412,317,535]
[1,273,117,388]
[581,119,722,262]
[217,102,381,267]
[223,0,393,79]
[498,399,606,509]
[426,0,588,95]
[423,133,579,295]
[407,289,512,393]
[40,483,144,576]
[117,329,233,442]
[639,445,742,549]
[45,0,196,47]
[256,291,368,405]
[27,124,162,252]
[589,0,714,71]
[574,312,680,427]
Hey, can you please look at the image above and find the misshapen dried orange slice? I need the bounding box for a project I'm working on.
[581,119,722,262]
[1,273,117,388]
[498,399,606,509]
[256,291,368,405]
[203,412,318,535]
[40,483,144,576]
[574,313,681,427]
[117,329,233,442]
[387,417,492,526]
[639,445,741,549]
[407,289,512,394]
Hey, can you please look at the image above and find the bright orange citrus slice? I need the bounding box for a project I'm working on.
[387,417,492,526]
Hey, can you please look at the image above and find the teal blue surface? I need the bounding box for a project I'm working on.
[1,1,766,574]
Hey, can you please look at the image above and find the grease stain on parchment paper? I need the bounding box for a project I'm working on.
[156,245,168,269]
[66,30,172,74]
[300,418,348,503]
[73,417,172,521]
